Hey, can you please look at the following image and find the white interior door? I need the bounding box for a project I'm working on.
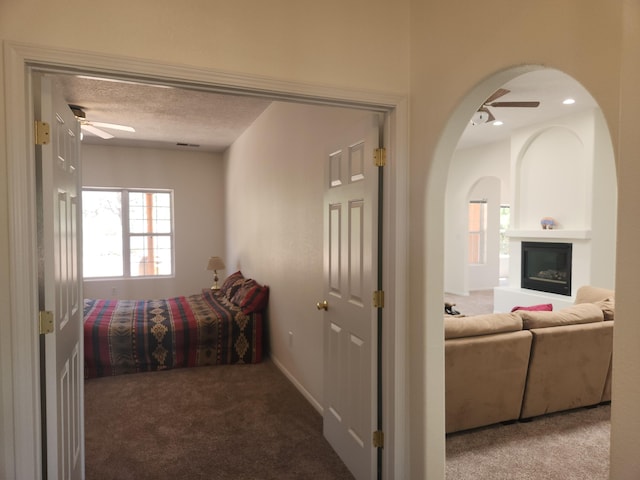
[321,113,380,480]
[37,74,84,480]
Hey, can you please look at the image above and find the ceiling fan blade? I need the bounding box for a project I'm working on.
[487,101,541,108]
[91,121,136,133]
[484,88,510,104]
[82,124,115,139]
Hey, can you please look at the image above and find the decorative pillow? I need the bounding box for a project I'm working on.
[519,303,604,330]
[511,303,553,313]
[231,279,257,305]
[239,284,269,314]
[219,270,244,299]
[594,298,615,321]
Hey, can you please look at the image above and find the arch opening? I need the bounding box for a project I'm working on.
[433,66,617,476]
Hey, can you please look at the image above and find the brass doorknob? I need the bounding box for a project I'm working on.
[316,300,329,311]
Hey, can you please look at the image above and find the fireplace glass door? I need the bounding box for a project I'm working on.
[521,242,572,296]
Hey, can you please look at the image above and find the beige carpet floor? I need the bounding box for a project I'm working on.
[84,360,354,480]
[444,289,495,316]
[446,404,610,479]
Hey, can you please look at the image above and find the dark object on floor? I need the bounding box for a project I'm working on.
[445,302,461,316]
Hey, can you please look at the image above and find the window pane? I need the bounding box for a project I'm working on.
[130,235,172,277]
[129,191,172,234]
[82,190,123,277]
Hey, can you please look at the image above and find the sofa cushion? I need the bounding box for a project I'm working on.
[574,285,615,304]
[444,312,523,340]
[519,303,604,330]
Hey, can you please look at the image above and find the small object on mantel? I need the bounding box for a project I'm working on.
[540,217,557,230]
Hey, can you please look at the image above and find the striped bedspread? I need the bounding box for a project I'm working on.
[83,289,263,378]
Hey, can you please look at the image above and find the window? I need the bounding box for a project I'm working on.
[468,200,487,265]
[82,188,174,278]
[499,204,511,256]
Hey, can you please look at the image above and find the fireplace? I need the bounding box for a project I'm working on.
[521,242,572,296]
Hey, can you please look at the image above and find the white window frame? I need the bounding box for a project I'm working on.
[82,187,175,279]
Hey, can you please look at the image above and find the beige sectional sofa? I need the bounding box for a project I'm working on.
[444,285,614,434]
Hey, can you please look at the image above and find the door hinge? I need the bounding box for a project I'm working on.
[373,290,385,309]
[373,430,384,448]
[35,121,50,145]
[373,147,386,167]
[39,310,54,335]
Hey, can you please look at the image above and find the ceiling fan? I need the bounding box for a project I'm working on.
[472,88,541,125]
[69,105,135,139]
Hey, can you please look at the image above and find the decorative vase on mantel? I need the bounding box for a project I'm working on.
[540,217,557,230]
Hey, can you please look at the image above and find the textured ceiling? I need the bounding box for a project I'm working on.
[55,74,273,153]
[53,69,598,154]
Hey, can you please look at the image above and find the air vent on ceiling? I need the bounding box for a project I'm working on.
[176,142,200,148]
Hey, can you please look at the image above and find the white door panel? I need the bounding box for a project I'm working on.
[37,74,84,480]
[323,114,379,480]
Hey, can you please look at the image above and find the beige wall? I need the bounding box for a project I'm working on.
[6,0,640,479]
[224,101,376,408]
[409,1,627,478]
[81,144,225,300]
[0,0,410,94]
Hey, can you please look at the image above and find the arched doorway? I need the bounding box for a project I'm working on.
[436,66,617,477]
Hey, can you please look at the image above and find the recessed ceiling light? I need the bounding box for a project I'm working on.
[492,120,504,126]
[563,98,576,105]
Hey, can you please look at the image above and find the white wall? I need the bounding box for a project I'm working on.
[444,139,510,294]
[446,108,617,299]
[81,144,225,299]
[224,101,375,409]
[505,108,617,293]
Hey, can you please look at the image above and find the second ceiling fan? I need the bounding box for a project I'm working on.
[473,88,540,124]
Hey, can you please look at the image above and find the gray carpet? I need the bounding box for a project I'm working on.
[446,404,610,479]
[445,289,495,316]
[84,360,354,480]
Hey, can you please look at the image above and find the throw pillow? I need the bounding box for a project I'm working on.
[219,270,245,299]
[510,303,553,313]
[240,284,270,314]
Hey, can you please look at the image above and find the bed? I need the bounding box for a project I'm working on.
[83,271,268,378]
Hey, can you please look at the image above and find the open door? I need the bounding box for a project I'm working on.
[35,73,85,480]
[320,112,381,480]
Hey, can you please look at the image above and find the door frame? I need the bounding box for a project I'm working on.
[3,41,409,480]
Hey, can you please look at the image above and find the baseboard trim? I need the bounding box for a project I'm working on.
[269,355,324,415]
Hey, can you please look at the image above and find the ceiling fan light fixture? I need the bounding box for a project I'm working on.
[470,110,490,125]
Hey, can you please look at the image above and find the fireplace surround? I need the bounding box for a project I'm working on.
[521,241,572,296]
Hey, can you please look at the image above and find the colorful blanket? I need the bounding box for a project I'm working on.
[83,289,263,378]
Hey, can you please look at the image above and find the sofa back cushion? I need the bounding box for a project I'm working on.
[519,303,604,330]
[574,285,615,304]
[444,312,522,340]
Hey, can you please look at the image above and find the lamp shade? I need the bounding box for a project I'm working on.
[207,256,225,271]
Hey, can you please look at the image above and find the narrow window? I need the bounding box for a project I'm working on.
[468,200,487,265]
[82,188,174,279]
[499,204,511,256]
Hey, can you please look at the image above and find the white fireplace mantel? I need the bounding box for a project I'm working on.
[506,229,592,240]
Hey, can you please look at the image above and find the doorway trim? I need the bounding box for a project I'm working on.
[3,41,408,480]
